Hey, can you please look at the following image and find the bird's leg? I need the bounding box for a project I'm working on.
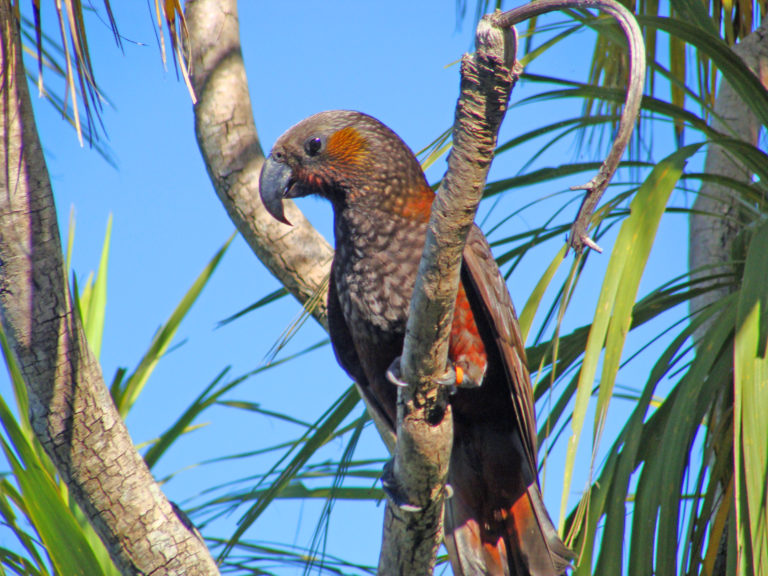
[444,360,484,389]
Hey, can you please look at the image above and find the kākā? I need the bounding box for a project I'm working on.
[259,110,573,576]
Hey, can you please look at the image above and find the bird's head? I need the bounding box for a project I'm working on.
[260,110,433,225]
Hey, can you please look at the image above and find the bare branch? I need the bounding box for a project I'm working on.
[378,14,520,575]
[185,0,333,328]
[499,0,646,254]
[0,3,219,574]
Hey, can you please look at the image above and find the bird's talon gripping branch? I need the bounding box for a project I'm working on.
[456,363,483,389]
[386,357,409,388]
[381,460,423,512]
[434,366,459,391]
[385,357,476,391]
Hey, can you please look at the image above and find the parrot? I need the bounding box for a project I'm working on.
[259,110,573,575]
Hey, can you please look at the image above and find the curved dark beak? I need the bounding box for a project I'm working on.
[259,155,294,225]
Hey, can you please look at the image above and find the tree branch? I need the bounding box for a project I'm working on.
[687,19,768,576]
[378,14,519,576]
[183,0,398,465]
[185,0,333,328]
[0,3,219,574]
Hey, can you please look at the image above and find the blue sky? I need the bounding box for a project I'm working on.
[1,1,694,573]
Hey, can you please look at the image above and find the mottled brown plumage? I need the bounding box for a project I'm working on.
[260,110,573,575]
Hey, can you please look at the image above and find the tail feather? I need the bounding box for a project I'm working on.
[525,484,574,574]
[444,425,574,576]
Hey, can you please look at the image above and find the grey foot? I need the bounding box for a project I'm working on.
[381,459,422,512]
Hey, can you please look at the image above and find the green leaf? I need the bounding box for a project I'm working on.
[114,233,235,416]
[219,385,361,562]
[142,368,230,470]
[143,336,327,470]
[519,244,567,341]
[0,480,49,574]
[486,160,651,198]
[567,297,733,573]
[669,0,720,37]
[559,144,701,530]
[0,333,109,575]
[629,301,736,575]
[83,214,112,360]
[640,15,768,130]
[734,217,768,576]
[594,318,701,573]
[217,287,288,328]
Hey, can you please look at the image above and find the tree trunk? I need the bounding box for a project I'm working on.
[0,4,219,574]
[688,18,768,576]
[689,20,768,341]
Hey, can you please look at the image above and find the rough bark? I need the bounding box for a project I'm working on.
[377,16,519,576]
[0,4,219,575]
[185,0,333,328]
[689,19,768,345]
[688,19,768,576]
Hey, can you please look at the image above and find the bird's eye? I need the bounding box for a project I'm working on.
[304,136,324,157]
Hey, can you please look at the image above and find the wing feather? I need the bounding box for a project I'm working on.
[461,225,539,475]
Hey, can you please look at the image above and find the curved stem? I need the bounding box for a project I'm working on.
[186,0,334,327]
[500,0,646,254]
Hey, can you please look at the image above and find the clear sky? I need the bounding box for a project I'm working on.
[1,1,692,573]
